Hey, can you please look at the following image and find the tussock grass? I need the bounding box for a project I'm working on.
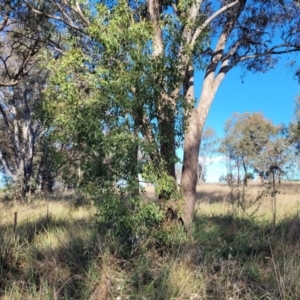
[1,183,300,299]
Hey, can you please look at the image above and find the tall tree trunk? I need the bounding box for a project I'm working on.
[160,113,176,179]
[181,71,224,227]
[147,0,177,198]
[181,109,203,226]
[180,0,246,227]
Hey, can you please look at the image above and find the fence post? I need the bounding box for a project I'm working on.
[47,201,49,222]
[13,211,18,235]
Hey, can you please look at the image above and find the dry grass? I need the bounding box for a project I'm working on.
[0,193,98,300]
[1,183,300,299]
[142,182,300,221]
[0,194,95,226]
[195,182,300,221]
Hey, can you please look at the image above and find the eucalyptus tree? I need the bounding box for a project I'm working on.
[0,8,51,198]
[179,0,300,225]
[144,0,300,225]
[0,1,54,87]
[17,0,300,227]
[220,113,292,185]
[0,70,48,198]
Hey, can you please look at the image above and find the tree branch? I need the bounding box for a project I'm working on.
[237,44,300,63]
[0,1,11,32]
[24,0,87,34]
[147,0,163,57]
[0,103,9,127]
[191,0,239,47]
[51,0,75,26]
[0,14,9,32]
[73,0,90,26]
[0,39,39,87]
[180,0,203,46]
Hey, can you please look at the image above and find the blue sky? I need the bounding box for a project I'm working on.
[193,56,300,182]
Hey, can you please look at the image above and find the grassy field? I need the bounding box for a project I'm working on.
[1,183,300,299]
[196,182,300,220]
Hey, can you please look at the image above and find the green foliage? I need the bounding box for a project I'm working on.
[142,159,180,200]
[95,186,168,253]
[220,112,292,184]
[218,113,297,221]
[38,0,193,247]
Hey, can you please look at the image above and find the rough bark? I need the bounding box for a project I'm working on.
[160,112,176,179]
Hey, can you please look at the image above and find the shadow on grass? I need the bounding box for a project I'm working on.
[122,214,300,299]
[196,186,229,204]
[1,205,300,299]
[0,211,99,299]
[191,214,271,261]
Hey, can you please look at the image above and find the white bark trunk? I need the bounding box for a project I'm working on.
[181,71,225,226]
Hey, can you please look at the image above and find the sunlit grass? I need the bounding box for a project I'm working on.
[0,193,98,299]
[195,182,300,222]
[1,183,300,299]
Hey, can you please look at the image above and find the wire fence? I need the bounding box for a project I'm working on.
[0,201,51,238]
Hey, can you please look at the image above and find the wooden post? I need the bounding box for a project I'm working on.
[13,212,17,235]
[47,201,49,222]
